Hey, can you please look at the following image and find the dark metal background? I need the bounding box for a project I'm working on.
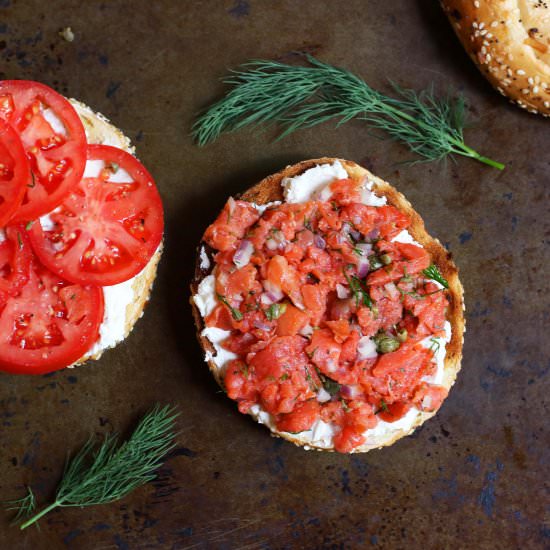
[0,1,548,548]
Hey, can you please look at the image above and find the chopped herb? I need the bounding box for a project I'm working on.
[265,302,287,321]
[313,369,341,396]
[343,265,374,310]
[17,232,23,250]
[422,264,449,289]
[352,246,365,256]
[306,347,317,359]
[279,373,289,382]
[340,399,350,412]
[216,293,243,321]
[25,221,34,230]
[241,364,250,378]
[375,399,389,415]
[109,162,119,173]
[429,338,441,354]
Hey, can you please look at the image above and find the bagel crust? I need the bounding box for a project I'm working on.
[441,0,550,116]
[191,158,465,452]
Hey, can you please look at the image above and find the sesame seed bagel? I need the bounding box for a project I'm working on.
[441,0,550,116]
[68,99,162,365]
[191,159,465,453]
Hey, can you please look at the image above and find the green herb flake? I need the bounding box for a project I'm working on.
[422,264,449,289]
[17,232,23,250]
[25,221,34,230]
[343,265,374,310]
[375,399,389,415]
[216,293,243,321]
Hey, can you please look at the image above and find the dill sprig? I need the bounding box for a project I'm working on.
[4,487,36,526]
[193,56,504,170]
[344,265,374,309]
[15,404,178,531]
[422,264,449,289]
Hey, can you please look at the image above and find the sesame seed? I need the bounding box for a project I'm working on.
[483,39,490,46]
[497,87,504,95]
[480,29,488,36]
[479,22,485,29]
[491,21,498,28]
[522,88,529,94]
[481,46,487,54]
[534,75,540,84]
[473,22,478,29]
[533,86,539,93]
[542,82,548,89]
[474,0,480,7]
[529,109,537,114]
[486,54,492,62]
[544,101,550,108]
[507,68,513,77]
[528,77,534,85]
[517,69,526,75]
[486,33,493,39]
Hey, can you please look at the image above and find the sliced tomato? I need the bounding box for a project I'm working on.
[0,257,104,374]
[28,144,164,286]
[0,121,30,225]
[0,80,87,221]
[0,224,32,302]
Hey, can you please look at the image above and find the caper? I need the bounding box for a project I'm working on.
[380,253,392,265]
[376,336,400,354]
[369,255,382,270]
[397,328,408,342]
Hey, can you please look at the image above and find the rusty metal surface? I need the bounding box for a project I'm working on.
[0,0,548,548]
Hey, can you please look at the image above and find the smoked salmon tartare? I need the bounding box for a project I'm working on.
[191,159,464,453]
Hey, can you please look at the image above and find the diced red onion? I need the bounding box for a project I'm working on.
[317,185,333,202]
[366,228,379,240]
[354,243,372,279]
[384,282,400,300]
[266,238,278,251]
[227,196,236,216]
[316,388,332,403]
[422,394,433,411]
[325,359,338,373]
[335,283,350,299]
[357,336,378,359]
[314,234,326,249]
[233,239,254,268]
[349,228,361,241]
[340,384,362,399]
[253,320,272,331]
[263,280,284,302]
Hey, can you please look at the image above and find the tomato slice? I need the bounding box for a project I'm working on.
[0,256,104,374]
[28,144,164,286]
[0,224,32,303]
[0,80,86,221]
[0,121,30,225]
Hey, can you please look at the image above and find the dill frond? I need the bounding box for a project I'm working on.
[193,56,504,170]
[17,404,179,530]
[4,487,36,526]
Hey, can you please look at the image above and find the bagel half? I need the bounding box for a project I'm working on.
[191,159,464,452]
[68,100,162,365]
[441,0,550,116]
